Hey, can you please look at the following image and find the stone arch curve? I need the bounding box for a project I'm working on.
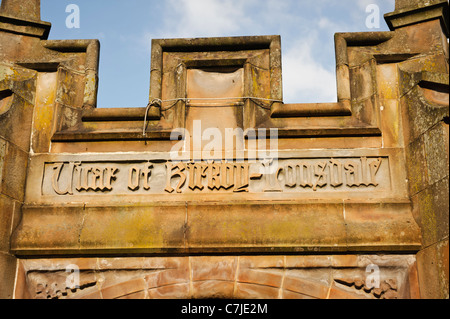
[16,255,416,299]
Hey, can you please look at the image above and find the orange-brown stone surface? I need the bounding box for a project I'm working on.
[0,0,448,299]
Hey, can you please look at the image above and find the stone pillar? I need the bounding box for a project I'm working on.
[387,0,449,299]
[0,0,48,299]
[0,0,41,21]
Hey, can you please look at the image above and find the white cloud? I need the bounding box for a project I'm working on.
[317,16,347,33]
[356,0,379,11]
[282,36,337,103]
[163,0,257,38]
[356,0,395,12]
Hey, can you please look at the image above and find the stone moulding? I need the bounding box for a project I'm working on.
[0,13,50,39]
[40,40,100,109]
[384,1,449,36]
[14,255,419,299]
[81,108,158,122]
[270,101,352,118]
[10,200,421,256]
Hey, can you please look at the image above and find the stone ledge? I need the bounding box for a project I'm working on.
[10,201,421,257]
[270,101,352,118]
[384,1,449,36]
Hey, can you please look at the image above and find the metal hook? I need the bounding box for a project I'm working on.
[143,99,162,137]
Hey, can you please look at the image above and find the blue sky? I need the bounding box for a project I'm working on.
[39,0,395,108]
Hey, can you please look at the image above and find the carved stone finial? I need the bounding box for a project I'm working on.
[385,0,449,37]
[0,0,50,39]
[0,0,41,21]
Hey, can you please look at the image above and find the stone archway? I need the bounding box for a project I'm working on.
[15,255,418,299]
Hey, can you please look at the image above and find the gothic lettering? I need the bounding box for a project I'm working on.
[207,161,222,190]
[128,164,152,191]
[313,162,328,191]
[298,162,314,188]
[345,160,360,187]
[165,162,186,193]
[234,163,250,193]
[53,162,118,194]
[187,162,207,191]
[262,160,282,192]
[51,162,77,195]
[284,165,296,188]
[104,167,119,191]
[220,161,235,190]
[329,159,343,187]
[47,157,384,196]
[90,167,104,191]
[75,165,90,191]
[368,158,382,187]
[128,166,140,191]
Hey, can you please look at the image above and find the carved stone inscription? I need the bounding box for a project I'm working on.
[44,157,388,196]
[164,162,252,193]
[52,163,119,195]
